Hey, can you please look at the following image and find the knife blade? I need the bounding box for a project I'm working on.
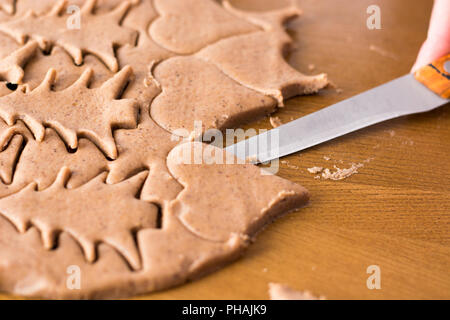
[225,62,449,163]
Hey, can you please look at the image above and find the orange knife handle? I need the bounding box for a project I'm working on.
[414,53,450,99]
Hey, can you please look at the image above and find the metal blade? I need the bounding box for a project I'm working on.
[225,75,448,163]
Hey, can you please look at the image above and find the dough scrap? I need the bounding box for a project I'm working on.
[151,56,277,133]
[269,116,283,128]
[0,66,138,159]
[150,0,258,54]
[320,164,363,181]
[307,166,324,174]
[0,0,137,72]
[269,283,326,300]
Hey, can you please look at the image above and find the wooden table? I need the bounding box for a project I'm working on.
[2,0,449,300]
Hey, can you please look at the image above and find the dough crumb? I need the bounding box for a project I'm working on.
[328,80,337,88]
[269,283,326,300]
[327,80,343,93]
[402,139,414,146]
[323,156,331,161]
[307,166,323,174]
[321,163,363,181]
[245,155,259,164]
[308,63,316,71]
[282,160,299,170]
[269,116,283,128]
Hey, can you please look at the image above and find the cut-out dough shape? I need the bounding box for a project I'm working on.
[0,41,38,83]
[151,56,277,133]
[197,3,328,105]
[0,168,158,270]
[23,46,113,91]
[150,0,259,54]
[0,0,137,72]
[109,111,182,206]
[0,66,138,159]
[167,142,309,242]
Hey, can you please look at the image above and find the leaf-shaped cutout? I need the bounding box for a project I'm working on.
[0,167,158,270]
[0,66,138,159]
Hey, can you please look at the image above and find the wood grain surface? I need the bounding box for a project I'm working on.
[1,0,449,300]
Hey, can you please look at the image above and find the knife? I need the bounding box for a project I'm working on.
[225,54,450,163]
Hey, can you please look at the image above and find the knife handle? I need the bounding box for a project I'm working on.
[414,53,450,99]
